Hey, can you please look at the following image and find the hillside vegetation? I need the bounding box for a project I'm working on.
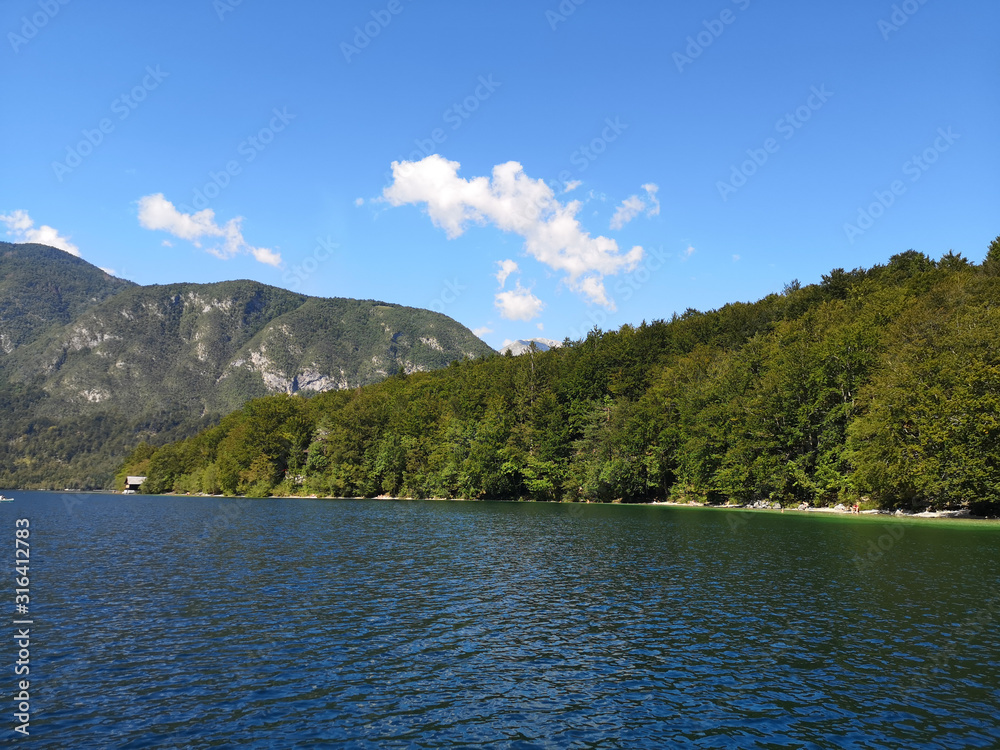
[122,239,1000,513]
[0,244,492,489]
[0,242,135,354]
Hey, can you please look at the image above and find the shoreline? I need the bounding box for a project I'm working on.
[7,489,999,523]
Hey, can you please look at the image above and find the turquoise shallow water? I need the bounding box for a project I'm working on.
[3,492,999,748]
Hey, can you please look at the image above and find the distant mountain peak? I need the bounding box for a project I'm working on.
[498,337,561,356]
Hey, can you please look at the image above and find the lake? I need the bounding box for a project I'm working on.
[4,491,999,747]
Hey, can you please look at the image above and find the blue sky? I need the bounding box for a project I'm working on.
[2,0,997,348]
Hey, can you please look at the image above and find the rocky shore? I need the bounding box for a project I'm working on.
[652,500,979,519]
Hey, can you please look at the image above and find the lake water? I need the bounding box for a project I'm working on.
[4,491,999,747]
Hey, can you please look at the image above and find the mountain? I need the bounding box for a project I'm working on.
[0,244,493,489]
[498,338,562,355]
[0,242,135,355]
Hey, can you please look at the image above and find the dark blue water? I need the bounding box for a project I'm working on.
[3,492,999,747]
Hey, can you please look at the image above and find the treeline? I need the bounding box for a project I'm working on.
[120,242,1000,513]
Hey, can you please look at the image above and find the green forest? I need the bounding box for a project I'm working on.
[120,241,1000,514]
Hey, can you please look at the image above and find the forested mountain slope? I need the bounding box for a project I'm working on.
[123,240,1000,513]
[0,242,135,355]
[0,244,492,489]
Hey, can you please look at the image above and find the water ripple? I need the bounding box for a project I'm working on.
[5,494,999,747]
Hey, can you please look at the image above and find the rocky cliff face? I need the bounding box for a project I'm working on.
[8,279,493,416]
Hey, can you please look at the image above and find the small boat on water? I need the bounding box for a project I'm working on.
[0,495,12,503]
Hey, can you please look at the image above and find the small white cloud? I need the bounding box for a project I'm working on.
[641,183,661,217]
[354,197,365,207]
[495,282,545,321]
[536,322,544,331]
[610,195,646,230]
[563,180,582,193]
[683,245,696,260]
[383,155,641,309]
[137,193,281,267]
[732,254,741,262]
[99,267,117,276]
[250,246,282,266]
[472,326,493,337]
[495,259,518,288]
[610,183,660,230]
[0,210,80,256]
[161,239,173,247]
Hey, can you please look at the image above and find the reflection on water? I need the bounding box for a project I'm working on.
[8,493,1000,747]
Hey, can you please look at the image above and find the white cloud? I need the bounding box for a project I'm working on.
[354,197,365,206]
[609,195,646,230]
[137,194,224,245]
[563,180,582,193]
[99,267,117,276]
[536,322,544,331]
[495,259,518,288]
[495,282,545,321]
[472,326,493,337]
[732,254,741,262]
[683,245,696,260]
[250,246,282,266]
[610,183,660,230]
[137,193,281,267]
[383,155,642,309]
[0,210,80,256]
[641,183,661,216]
